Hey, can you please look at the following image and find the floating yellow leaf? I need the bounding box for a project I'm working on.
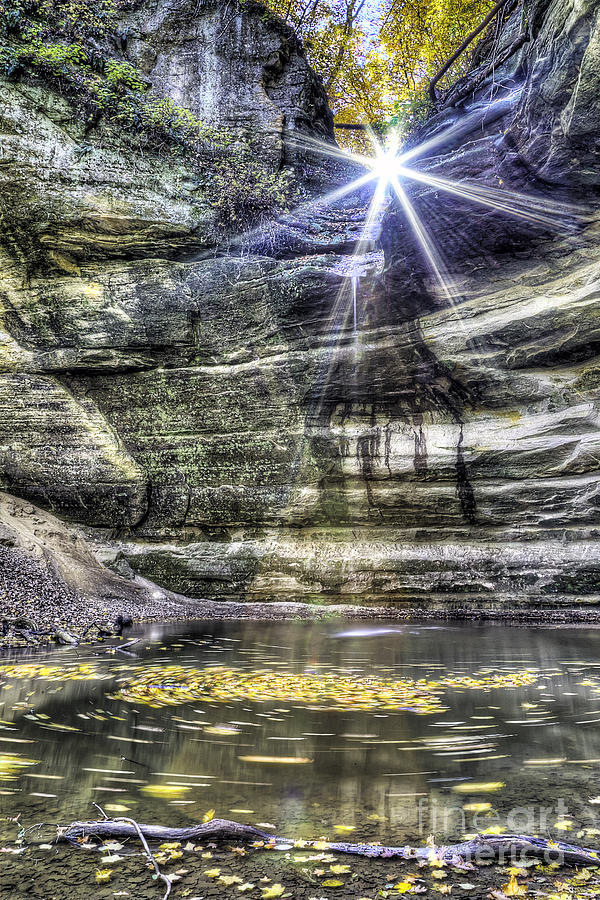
[333,824,355,834]
[321,880,344,888]
[0,753,39,781]
[239,756,313,765]
[0,663,104,682]
[262,884,286,898]
[451,782,505,794]
[554,820,573,831]
[112,665,538,714]
[203,868,221,877]
[462,803,491,812]
[141,784,190,799]
[203,808,215,822]
[330,864,351,874]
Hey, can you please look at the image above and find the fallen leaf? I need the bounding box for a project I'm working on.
[95,869,113,884]
[501,875,528,896]
[220,875,244,886]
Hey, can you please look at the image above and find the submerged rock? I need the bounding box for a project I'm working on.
[0,0,599,610]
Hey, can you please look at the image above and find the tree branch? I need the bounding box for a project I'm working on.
[50,818,600,867]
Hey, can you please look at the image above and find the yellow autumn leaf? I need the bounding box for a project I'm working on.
[262,885,286,899]
[330,864,351,874]
[95,869,113,884]
[203,868,221,877]
[502,875,528,896]
[220,875,244,885]
[111,664,537,713]
[395,882,416,894]
[141,783,190,799]
[321,879,344,888]
[203,808,216,822]
[451,781,505,794]
[333,824,355,834]
[554,820,573,831]
[238,884,255,893]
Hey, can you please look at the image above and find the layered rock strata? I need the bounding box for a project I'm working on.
[0,0,599,609]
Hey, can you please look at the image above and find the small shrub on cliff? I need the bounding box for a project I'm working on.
[0,0,297,232]
[104,59,145,92]
[211,150,297,229]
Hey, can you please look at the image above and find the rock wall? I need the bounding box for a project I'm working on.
[0,0,599,610]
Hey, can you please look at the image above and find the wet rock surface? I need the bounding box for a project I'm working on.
[0,0,599,611]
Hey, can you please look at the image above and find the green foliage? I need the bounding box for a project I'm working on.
[389,87,435,133]
[0,0,295,231]
[104,59,146,92]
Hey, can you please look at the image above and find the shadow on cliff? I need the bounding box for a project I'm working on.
[292,253,480,533]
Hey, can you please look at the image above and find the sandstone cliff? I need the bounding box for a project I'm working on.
[0,0,599,614]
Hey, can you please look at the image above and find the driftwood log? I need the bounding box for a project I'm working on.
[55,817,600,867]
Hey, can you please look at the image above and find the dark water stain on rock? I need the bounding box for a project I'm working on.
[455,425,477,525]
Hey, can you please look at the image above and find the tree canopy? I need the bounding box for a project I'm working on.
[264,0,496,135]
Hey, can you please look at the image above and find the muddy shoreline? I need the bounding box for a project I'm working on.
[3,492,600,652]
[3,567,600,653]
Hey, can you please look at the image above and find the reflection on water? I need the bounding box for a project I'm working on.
[3,619,600,850]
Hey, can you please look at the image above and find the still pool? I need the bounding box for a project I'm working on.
[2,618,600,898]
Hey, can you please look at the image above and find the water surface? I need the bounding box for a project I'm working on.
[2,619,600,896]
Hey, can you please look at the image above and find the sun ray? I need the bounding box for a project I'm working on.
[388,175,461,309]
[201,167,380,262]
[397,164,583,230]
[285,130,374,169]
[397,88,522,167]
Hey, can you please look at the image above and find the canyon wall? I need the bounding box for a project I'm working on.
[0,0,599,610]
